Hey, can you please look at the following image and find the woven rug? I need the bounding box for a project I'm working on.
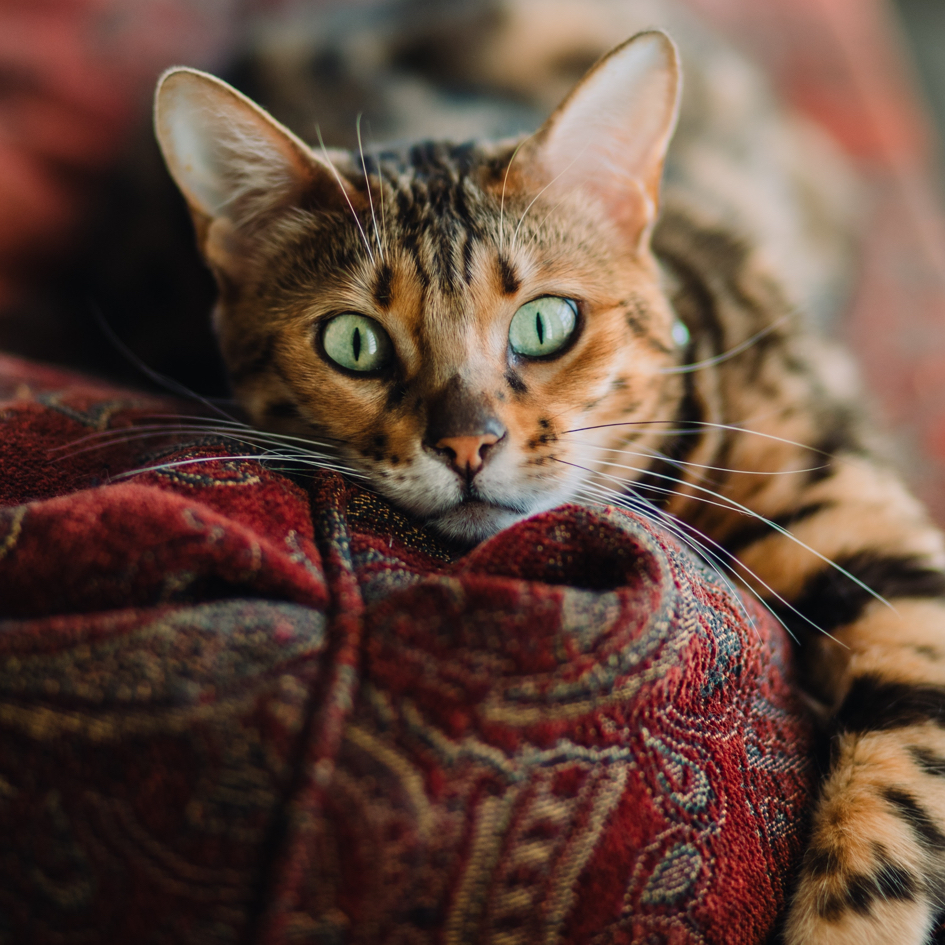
[0,353,815,944]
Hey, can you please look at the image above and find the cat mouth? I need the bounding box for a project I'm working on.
[429,495,532,543]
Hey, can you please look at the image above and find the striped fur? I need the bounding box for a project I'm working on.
[155,30,945,944]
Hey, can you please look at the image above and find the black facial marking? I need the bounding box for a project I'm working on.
[230,335,276,385]
[505,370,527,395]
[265,401,299,420]
[881,787,945,850]
[836,676,945,734]
[374,263,394,309]
[497,255,520,295]
[372,434,387,449]
[390,455,400,465]
[909,745,945,777]
[461,230,476,285]
[538,418,550,429]
[387,383,408,409]
[773,553,945,641]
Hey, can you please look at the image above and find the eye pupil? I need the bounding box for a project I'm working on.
[508,296,577,359]
[321,313,392,373]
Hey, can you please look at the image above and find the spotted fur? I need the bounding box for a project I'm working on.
[155,26,945,945]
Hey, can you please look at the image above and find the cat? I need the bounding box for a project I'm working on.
[154,27,945,945]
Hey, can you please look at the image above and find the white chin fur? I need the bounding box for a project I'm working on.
[427,502,529,545]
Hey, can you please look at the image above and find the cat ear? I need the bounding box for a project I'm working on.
[154,67,352,239]
[528,30,681,247]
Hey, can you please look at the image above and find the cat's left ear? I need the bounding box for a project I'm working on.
[154,66,357,276]
[527,30,681,249]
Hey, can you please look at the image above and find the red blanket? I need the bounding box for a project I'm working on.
[0,354,815,944]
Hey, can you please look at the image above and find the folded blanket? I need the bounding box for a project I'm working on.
[0,354,815,944]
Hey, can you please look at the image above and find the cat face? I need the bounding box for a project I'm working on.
[155,31,683,543]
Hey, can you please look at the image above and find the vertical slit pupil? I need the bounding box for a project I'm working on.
[353,326,362,361]
[535,311,544,346]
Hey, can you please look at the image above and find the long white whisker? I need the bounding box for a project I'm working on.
[554,455,893,613]
[53,423,362,475]
[356,113,383,262]
[561,418,834,457]
[315,124,375,266]
[568,439,827,477]
[54,423,340,457]
[511,143,590,253]
[115,454,369,481]
[55,414,343,452]
[660,314,794,375]
[88,300,239,424]
[366,122,388,253]
[498,136,531,255]
[573,477,843,644]
[570,482,763,640]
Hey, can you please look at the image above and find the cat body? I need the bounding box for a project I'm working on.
[155,24,945,945]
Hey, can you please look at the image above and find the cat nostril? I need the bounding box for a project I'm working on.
[435,433,501,475]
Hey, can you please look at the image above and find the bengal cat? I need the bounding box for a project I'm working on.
[154,29,945,945]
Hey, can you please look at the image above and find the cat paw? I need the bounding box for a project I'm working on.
[783,731,945,945]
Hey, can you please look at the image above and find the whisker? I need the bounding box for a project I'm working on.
[53,415,341,453]
[511,143,590,253]
[115,453,369,482]
[88,300,239,424]
[315,124,375,266]
[356,112,384,262]
[561,418,835,458]
[498,135,531,256]
[553,454,893,614]
[571,476,842,644]
[364,121,389,254]
[659,314,794,375]
[570,482,763,639]
[52,422,360,474]
[568,439,827,477]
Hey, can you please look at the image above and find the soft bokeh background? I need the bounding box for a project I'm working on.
[1,0,945,519]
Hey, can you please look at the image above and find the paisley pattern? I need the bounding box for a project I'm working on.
[0,357,816,943]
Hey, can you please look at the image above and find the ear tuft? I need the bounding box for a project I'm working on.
[532,30,681,245]
[154,67,320,229]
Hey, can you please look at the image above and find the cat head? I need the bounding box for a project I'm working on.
[154,30,683,544]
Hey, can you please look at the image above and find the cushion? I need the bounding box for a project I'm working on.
[0,354,815,944]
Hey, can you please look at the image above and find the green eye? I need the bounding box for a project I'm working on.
[321,313,393,372]
[508,296,578,358]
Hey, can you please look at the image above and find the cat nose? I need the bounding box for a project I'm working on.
[435,433,502,475]
[425,375,506,477]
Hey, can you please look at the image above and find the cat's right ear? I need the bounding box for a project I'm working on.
[154,68,353,267]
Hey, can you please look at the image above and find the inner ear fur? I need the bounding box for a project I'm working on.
[154,67,359,251]
[518,30,681,249]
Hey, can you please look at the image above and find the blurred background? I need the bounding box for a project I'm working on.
[1,0,944,520]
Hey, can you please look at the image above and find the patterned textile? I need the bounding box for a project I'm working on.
[0,354,815,944]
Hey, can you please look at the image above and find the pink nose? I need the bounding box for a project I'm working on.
[435,433,500,475]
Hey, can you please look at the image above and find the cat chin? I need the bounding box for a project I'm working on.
[426,501,529,545]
